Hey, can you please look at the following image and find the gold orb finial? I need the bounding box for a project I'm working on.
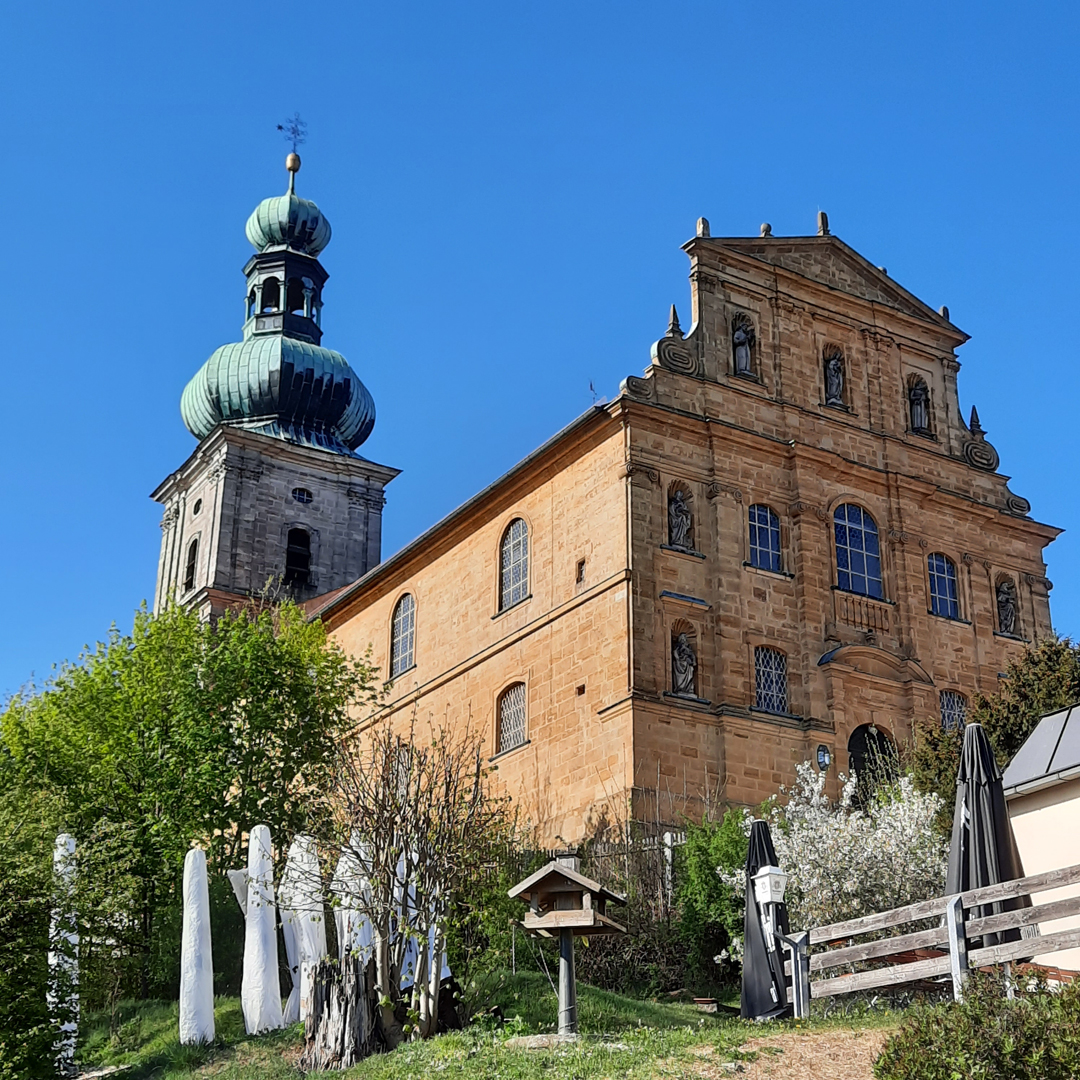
[286,152,301,173]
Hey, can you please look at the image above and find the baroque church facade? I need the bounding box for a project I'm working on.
[155,165,1058,844]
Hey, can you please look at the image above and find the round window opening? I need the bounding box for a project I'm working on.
[292,487,313,505]
[192,499,202,516]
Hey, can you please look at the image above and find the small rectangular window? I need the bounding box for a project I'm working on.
[575,558,586,584]
[754,646,789,715]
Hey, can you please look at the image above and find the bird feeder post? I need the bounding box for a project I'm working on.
[508,852,627,1040]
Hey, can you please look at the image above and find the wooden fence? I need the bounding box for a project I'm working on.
[782,862,1080,1017]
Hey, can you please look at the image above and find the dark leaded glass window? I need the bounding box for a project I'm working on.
[292,487,313,505]
[928,553,959,619]
[284,528,311,586]
[498,682,527,753]
[834,504,883,599]
[941,690,967,732]
[390,594,416,677]
[754,646,789,714]
[183,538,198,592]
[748,504,782,572]
[499,518,529,611]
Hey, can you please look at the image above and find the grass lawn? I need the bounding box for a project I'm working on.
[78,972,896,1079]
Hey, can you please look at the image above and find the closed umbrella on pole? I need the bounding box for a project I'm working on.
[946,722,1030,949]
[740,820,791,1021]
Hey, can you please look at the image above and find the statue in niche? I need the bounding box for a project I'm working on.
[672,633,697,696]
[668,489,693,551]
[825,352,845,406]
[909,380,930,432]
[732,316,755,375]
[997,578,1018,636]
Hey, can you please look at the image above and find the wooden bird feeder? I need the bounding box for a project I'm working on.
[508,854,627,1035]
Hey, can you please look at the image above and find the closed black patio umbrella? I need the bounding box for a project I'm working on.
[946,722,1029,949]
[740,820,791,1021]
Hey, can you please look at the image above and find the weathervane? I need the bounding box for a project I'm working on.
[277,113,307,191]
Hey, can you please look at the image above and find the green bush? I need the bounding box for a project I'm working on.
[675,809,747,980]
[875,969,1080,1080]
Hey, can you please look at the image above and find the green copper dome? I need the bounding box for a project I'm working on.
[181,336,374,454]
[179,157,375,456]
[246,190,331,256]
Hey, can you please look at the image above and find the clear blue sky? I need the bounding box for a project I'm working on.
[3,1,1079,697]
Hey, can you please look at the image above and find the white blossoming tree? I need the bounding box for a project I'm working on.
[722,762,948,934]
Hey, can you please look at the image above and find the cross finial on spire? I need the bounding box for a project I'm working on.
[278,113,307,152]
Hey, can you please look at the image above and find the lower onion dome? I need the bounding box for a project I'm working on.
[180,336,375,455]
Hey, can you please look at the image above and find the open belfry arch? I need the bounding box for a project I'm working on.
[235,207,1056,845]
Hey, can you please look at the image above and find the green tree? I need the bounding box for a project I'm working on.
[911,637,1080,832]
[0,790,60,1080]
[1,600,377,1001]
[675,808,748,980]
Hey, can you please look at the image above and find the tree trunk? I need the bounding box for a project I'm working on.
[300,957,371,1071]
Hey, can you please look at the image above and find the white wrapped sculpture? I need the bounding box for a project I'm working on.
[279,836,328,1024]
[179,848,215,1045]
[332,842,374,966]
[48,833,78,1076]
[241,825,284,1034]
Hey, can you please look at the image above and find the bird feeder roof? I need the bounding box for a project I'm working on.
[507,860,626,906]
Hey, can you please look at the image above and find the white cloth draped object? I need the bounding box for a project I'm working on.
[331,843,374,966]
[241,824,285,1034]
[179,848,215,1045]
[278,835,328,1024]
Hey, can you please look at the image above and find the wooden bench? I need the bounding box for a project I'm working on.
[781,862,1080,1017]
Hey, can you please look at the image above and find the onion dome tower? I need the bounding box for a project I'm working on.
[152,155,399,615]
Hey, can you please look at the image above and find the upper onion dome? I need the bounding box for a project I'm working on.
[244,153,331,256]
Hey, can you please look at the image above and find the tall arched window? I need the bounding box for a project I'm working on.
[390,594,416,678]
[834,504,883,599]
[748,504,782,572]
[940,690,967,732]
[927,553,959,619]
[183,538,198,592]
[286,277,306,314]
[499,518,529,611]
[497,682,527,754]
[754,646,788,714]
[284,528,311,586]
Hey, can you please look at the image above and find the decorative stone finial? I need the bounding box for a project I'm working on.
[667,304,683,338]
[969,405,985,436]
[817,210,830,236]
[696,217,710,238]
[760,223,772,237]
[878,266,888,276]
[939,304,950,320]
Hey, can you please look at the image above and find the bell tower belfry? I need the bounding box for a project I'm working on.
[151,154,399,615]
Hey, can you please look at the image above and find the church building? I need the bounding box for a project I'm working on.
[155,162,1059,845]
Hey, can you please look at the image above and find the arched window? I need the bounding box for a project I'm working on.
[247,290,256,319]
[754,646,788,715]
[499,518,529,611]
[908,375,931,434]
[748,504,782,572]
[284,528,311,587]
[390,594,416,678]
[834,504,883,599]
[940,690,967,732]
[183,538,198,592]
[261,277,280,313]
[927,553,959,619]
[497,682,527,754]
